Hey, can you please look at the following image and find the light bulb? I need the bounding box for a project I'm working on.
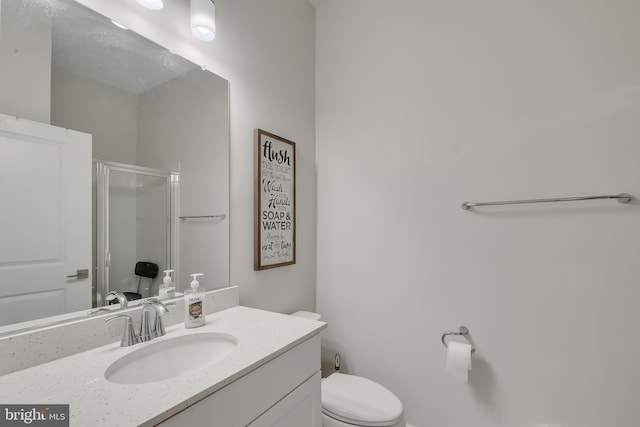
[191,0,216,41]
[192,26,215,41]
[136,0,164,10]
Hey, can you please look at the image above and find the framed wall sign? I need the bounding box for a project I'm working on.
[254,129,296,270]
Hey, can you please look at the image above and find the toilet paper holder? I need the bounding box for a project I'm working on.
[441,326,476,354]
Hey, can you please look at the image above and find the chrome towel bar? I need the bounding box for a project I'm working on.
[179,214,226,221]
[462,193,632,211]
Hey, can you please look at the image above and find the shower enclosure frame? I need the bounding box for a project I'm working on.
[94,161,179,306]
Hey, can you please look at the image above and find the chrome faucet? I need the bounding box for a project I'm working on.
[105,298,173,347]
[105,314,140,347]
[105,291,129,309]
[139,299,172,342]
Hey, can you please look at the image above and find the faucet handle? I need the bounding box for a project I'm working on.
[154,302,176,337]
[139,308,155,342]
[105,314,140,347]
[140,300,174,340]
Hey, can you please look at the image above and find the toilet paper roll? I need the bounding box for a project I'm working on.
[445,341,472,382]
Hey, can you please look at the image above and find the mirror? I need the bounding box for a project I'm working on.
[0,0,230,333]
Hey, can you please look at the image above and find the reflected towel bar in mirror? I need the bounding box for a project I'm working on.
[462,193,632,211]
[179,214,226,221]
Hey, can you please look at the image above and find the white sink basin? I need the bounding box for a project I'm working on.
[105,332,237,384]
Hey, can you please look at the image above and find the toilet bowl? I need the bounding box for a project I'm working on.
[322,373,405,427]
[291,311,406,427]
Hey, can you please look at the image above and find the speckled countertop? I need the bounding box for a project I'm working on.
[0,306,326,426]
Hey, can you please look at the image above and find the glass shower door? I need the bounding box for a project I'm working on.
[94,161,177,306]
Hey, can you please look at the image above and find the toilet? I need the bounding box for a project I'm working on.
[291,311,406,427]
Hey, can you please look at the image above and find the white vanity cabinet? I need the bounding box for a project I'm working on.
[158,334,322,427]
[0,304,326,427]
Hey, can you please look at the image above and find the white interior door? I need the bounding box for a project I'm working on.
[0,114,92,327]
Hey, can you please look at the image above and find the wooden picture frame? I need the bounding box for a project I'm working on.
[254,129,296,270]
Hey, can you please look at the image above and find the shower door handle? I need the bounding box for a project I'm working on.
[105,252,111,268]
[67,269,89,280]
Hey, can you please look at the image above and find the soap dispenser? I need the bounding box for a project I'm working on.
[159,269,175,299]
[184,273,205,328]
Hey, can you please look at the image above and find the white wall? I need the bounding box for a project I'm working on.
[315,1,640,427]
[213,0,316,312]
[51,67,138,164]
[51,67,139,300]
[0,1,51,123]
[76,0,317,313]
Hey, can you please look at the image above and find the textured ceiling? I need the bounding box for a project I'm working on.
[17,0,197,94]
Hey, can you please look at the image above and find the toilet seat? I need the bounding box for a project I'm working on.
[321,373,404,427]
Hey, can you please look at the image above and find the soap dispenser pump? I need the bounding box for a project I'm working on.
[184,273,205,328]
[159,269,175,299]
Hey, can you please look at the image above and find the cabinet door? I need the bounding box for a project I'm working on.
[248,371,321,427]
[157,335,321,427]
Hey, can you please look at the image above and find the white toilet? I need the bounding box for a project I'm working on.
[291,311,406,427]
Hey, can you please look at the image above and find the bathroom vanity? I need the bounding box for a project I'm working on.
[0,304,326,426]
[158,327,322,426]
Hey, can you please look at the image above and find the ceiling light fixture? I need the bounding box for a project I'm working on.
[136,0,164,10]
[191,0,216,41]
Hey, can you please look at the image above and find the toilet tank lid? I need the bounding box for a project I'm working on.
[322,373,403,425]
[291,311,321,320]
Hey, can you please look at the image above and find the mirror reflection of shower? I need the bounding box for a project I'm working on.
[93,161,178,307]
